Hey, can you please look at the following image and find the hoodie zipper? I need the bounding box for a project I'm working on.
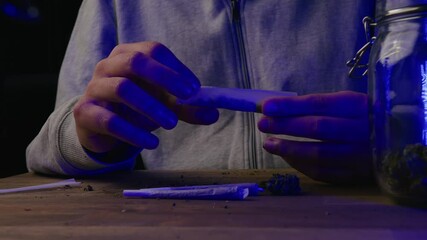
[231,0,258,169]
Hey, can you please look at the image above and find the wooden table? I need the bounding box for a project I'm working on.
[0,169,426,240]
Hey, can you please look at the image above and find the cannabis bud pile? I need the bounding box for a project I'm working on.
[266,173,301,196]
[383,143,427,196]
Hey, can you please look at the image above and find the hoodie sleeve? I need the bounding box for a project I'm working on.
[26,0,137,176]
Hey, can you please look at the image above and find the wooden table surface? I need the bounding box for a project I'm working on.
[0,169,426,240]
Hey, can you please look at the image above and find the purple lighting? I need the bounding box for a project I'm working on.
[420,61,427,145]
[0,1,39,22]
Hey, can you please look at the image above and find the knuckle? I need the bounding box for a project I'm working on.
[145,41,162,48]
[94,59,109,76]
[110,44,130,56]
[73,100,90,121]
[145,41,168,58]
[73,103,83,120]
[125,51,147,72]
[340,91,368,114]
[85,79,99,97]
[112,77,130,99]
[99,113,116,133]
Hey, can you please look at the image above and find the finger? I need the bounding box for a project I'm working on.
[262,137,372,183]
[108,102,160,132]
[160,94,220,125]
[173,104,219,125]
[74,101,159,149]
[95,51,198,99]
[258,116,369,142]
[262,137,371,169]
[109,42,198,80]
[86,77,177,129]
[262,91,367,118]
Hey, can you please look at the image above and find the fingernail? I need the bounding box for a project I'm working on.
[158,112,178,130]
[191,81,201,92]
[179,79,200,99]
[145,135,159,149]
[263,138,278,151]
[164,116,178,130]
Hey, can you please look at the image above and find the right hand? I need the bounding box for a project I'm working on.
[258,91,372,184]
[73,41,219,158]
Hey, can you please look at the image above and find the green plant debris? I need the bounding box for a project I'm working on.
[382,143,427,196]
[262,173,301,196]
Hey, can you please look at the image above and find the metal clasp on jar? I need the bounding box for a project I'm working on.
[346,16,377,79]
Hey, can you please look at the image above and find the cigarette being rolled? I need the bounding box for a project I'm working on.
[178,86,297,112]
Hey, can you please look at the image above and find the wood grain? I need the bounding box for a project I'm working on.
[0,169,426,239]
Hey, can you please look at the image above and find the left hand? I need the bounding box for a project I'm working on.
[257,91,373,184]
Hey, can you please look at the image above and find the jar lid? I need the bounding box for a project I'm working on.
[376,1,427,21]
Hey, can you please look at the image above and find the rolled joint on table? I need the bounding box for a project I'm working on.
[123,183,262,200]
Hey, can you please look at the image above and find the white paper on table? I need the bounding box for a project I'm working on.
[0,178,81,194]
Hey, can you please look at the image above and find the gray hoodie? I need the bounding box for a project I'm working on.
[26,0,375,175]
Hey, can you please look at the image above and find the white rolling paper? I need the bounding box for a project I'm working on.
[178,86,297,112]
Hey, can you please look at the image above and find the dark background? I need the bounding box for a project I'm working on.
[1,0,83,177]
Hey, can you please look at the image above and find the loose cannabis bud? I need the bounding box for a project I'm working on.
[382,143,427,196]
[265,173,301,196]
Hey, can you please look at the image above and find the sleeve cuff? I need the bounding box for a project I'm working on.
[57,110,139,175]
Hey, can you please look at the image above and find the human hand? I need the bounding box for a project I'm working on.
[73,42,219,157]
[258,91,373,184]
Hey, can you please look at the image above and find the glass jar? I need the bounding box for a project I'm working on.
[369,5,427,207]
